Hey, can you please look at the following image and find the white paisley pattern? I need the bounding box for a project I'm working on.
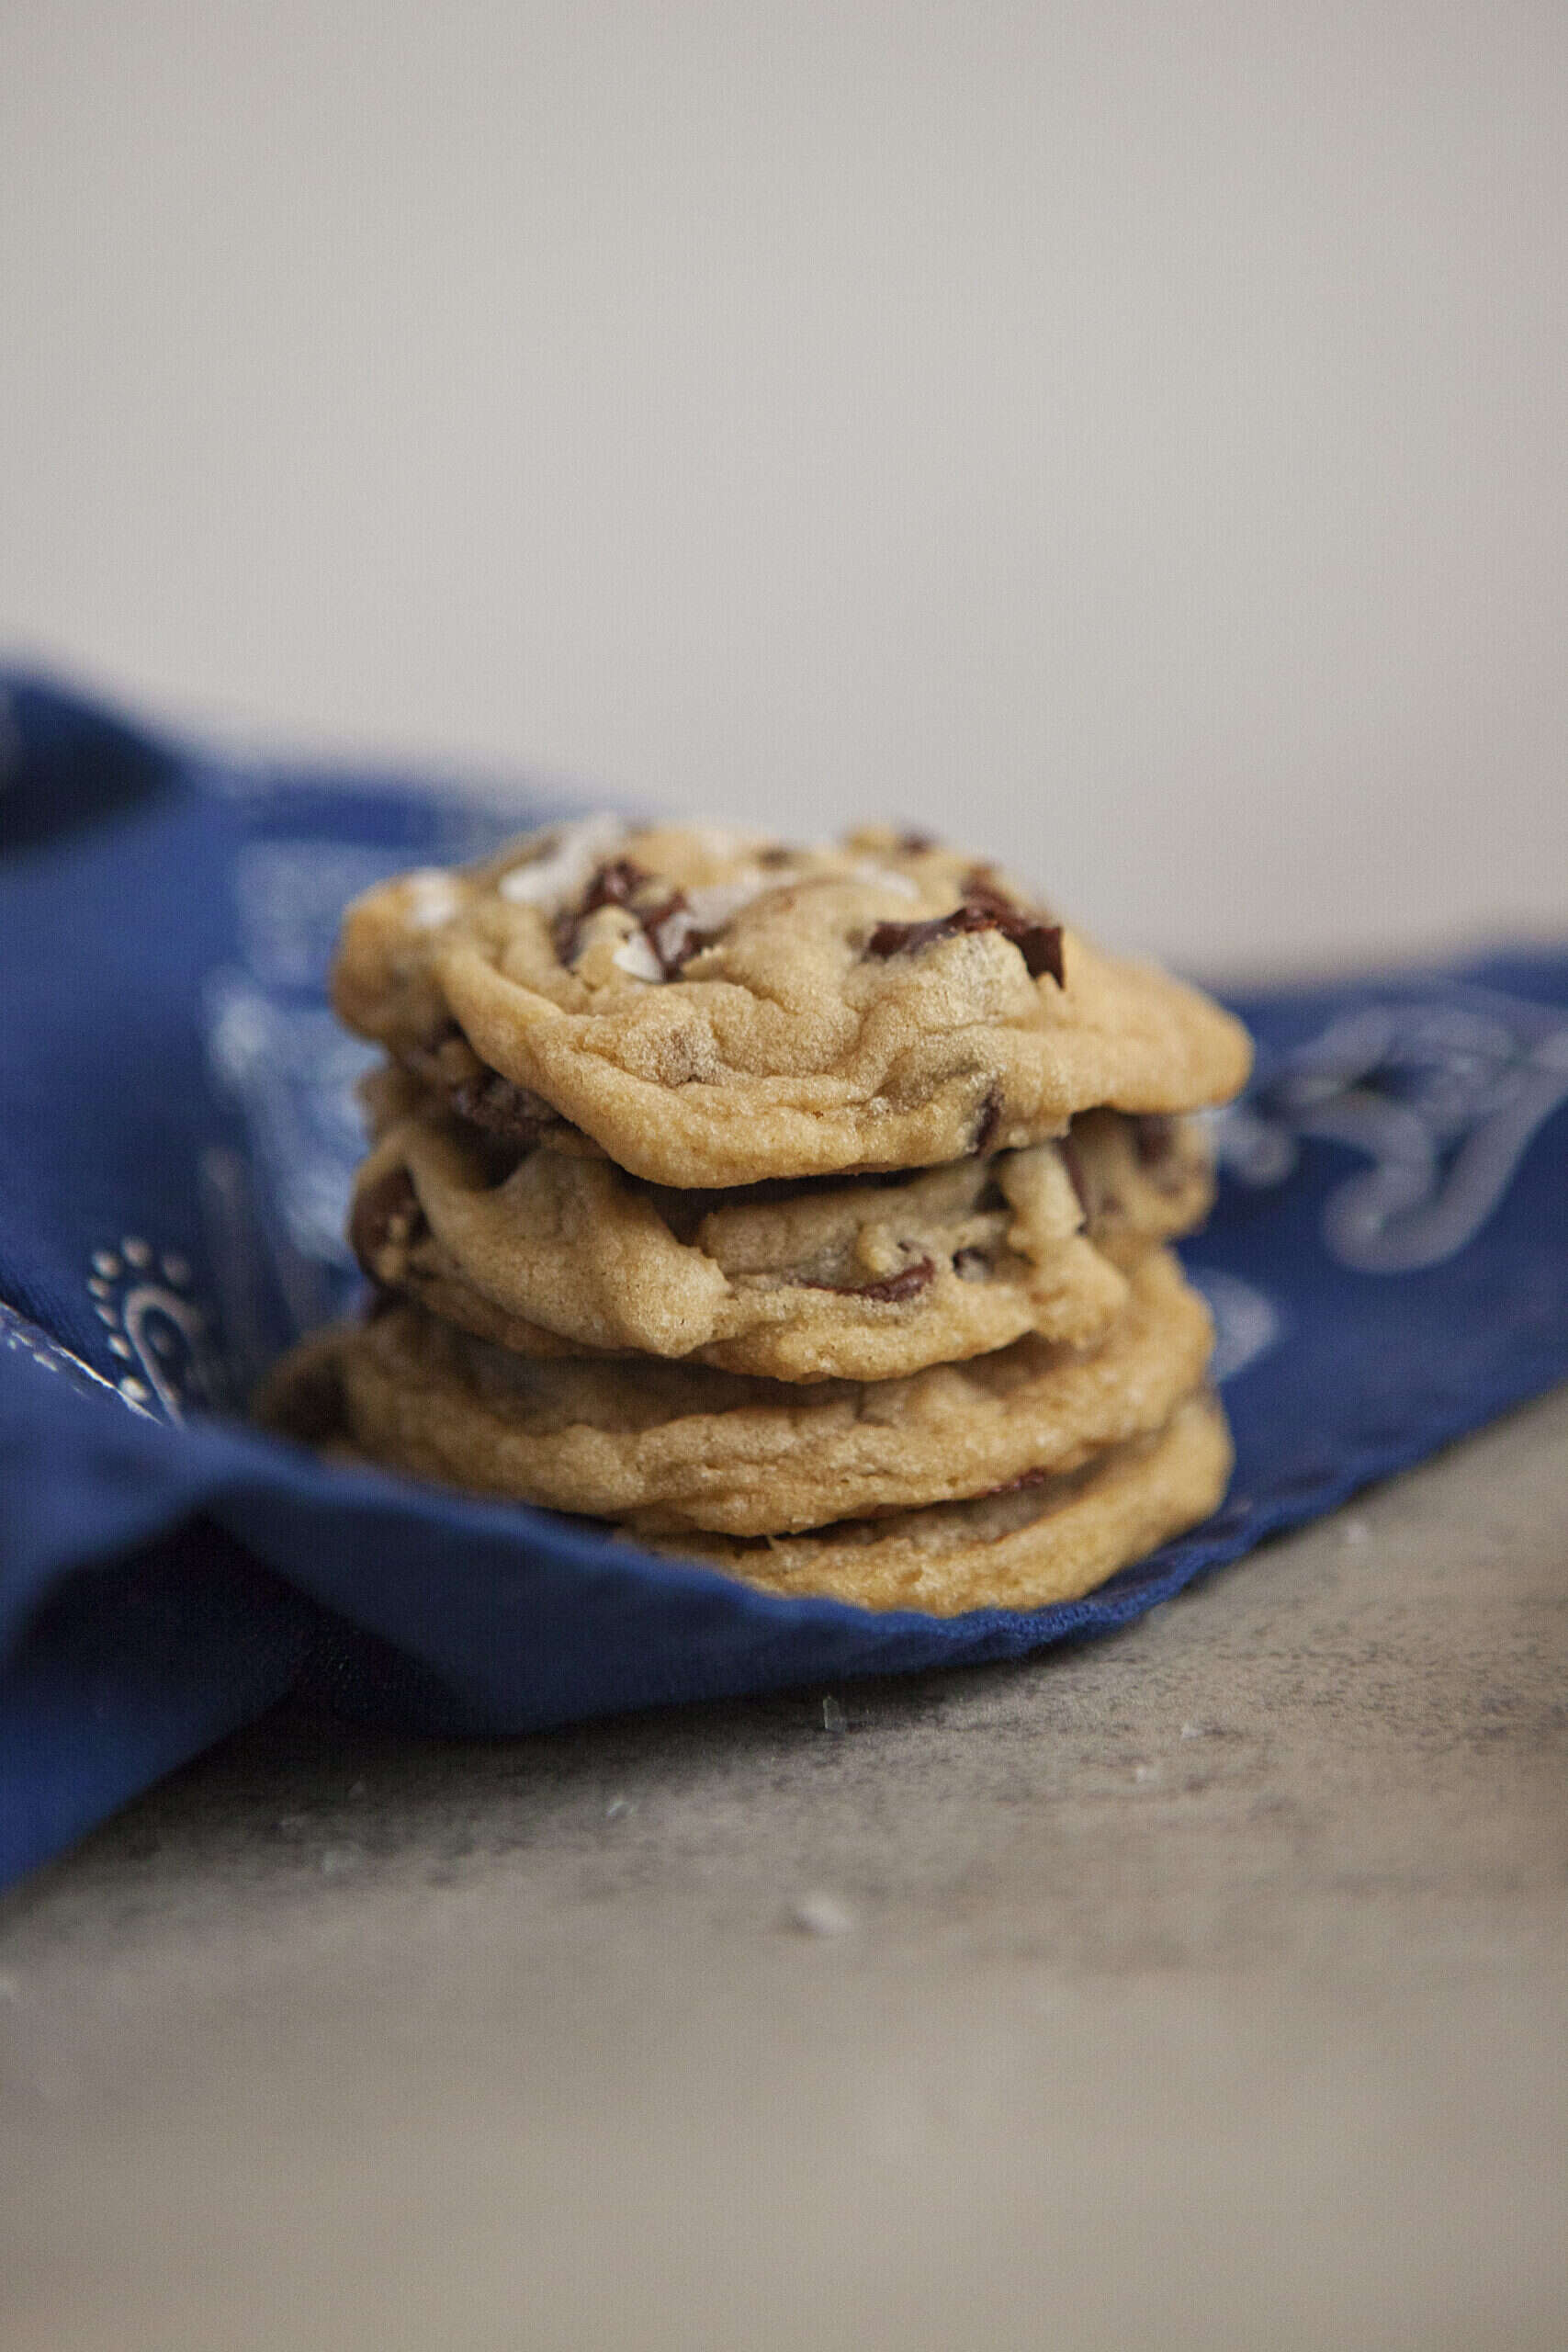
[83,1237,227,1422]
[3,1296,158,1418]
[1218,982,1568,1273]
[1182,1268,1285,1385]
[200,789,575,1363]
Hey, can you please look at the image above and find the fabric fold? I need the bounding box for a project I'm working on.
[2,670,1564,1887]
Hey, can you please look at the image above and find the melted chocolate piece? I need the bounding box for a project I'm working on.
[555,856,655,964]
[446,1069,564,1148]
[1135,1112,1196,1197]
[583,856,652,912]
[974,1464,1052,1500]
[642,889,702,979]
[865,902,1064,985]
[402,1018,473,1089]
[897,829,937,854]
[952,1247,991,1282]
[350,1167,426,1280]
[972,1084,1003,1154]
[962,869,1066,982]
[801,1252,935,1305]
[555,862,713,980]
[1134,1114,1177,1167]
[270,1352,345,1442]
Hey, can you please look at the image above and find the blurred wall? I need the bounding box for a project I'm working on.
[3,0,1564,969]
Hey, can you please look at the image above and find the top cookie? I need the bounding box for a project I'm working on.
[333,820,1252,1188]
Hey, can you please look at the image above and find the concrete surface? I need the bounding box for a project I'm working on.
[2,1382,1565,2351]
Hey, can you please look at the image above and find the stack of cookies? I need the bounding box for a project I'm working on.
[261,821,1252,1613]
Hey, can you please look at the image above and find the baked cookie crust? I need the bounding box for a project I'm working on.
[332,822,1252,1188]
[653,1392,1233,1613]
[257,1248,1213,1537]
[350,1092,1213,1382]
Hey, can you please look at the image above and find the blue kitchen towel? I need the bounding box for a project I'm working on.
[2,669,1566,1888]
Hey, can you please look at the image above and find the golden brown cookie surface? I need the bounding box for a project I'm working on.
[332,822,1251,1187]
[257,1248,1213,1537]
[349,1091,1213,1381]
[653,1392,1232,1613]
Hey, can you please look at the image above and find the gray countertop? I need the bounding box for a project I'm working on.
[3,1382,1565,2350]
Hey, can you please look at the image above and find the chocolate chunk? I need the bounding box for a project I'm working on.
[558,870,712,981]
[1011,918,1065,984]
[865,902,1065,986]
[897,829,937,854]
[644,890,728,978]
[974,1465,1052,1500]
[555,856,658,963]
[1134,1113,1194,1195]
[446,1069,563,1148]
[757,843,795,868]
[403,1019,479,1090]
[959,870,1066,983]
[866,906,987,960]
[802,1252,936,1305]
[642,889,702,978]
[350,1167,426,1281]
[559,855,658,960]
[1134,1114,1177,1168]
[268,1351,345,1443]
[583,856,652,912]
[972,1083,1003,1154]
[952,1247,991,1282]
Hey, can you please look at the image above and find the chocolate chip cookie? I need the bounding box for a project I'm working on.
[653,1392,1233,1613]
[332,821,1252,1188]
[350,1090,1213,1381]
[258,1247,1213,1537]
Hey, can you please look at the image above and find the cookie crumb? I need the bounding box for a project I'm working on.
[790,1891,854,1937]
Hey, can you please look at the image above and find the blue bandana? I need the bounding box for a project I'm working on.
[3,671,1565,1886]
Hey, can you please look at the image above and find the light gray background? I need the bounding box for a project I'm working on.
[3,1,1565,969]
